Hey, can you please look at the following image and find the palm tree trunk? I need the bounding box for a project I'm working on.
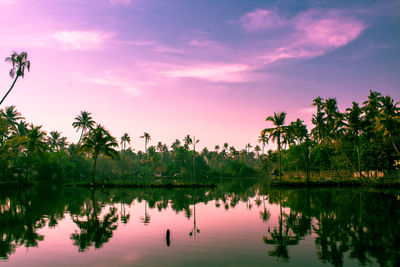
[356,142,361,180]
[304,138,310,184]
[391,139,400,155]
[92,155,98,185]
[0,76,18,106]
[278,136,282,181]
[78,129,84,145]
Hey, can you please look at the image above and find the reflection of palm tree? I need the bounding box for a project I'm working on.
[1,51,31,106]
[140,200,151,225]
[71,191,119,252]
[260,197,271,223]
[119,203,130,224]
[263,198,299,261]
[189,204,200,239]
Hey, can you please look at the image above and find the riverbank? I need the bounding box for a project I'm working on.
[268,179,400,188]
[65,181,217,189]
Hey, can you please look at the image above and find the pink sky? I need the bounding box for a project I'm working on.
[0,0,399,151]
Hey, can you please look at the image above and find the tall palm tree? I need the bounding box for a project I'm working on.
[72,111,95,145]
[258,132,269,155]
[214,145,220,153]
[345,102,364,179]
[80,124,119,184]
[262,112,287,180]
[120,133,131,150]
[245,143,252,154]
[254,145,261,158]
[1,51,31,106]
[140,132,151,153]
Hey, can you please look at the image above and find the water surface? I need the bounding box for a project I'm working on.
[1,180,399,266]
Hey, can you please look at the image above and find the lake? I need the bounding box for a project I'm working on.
[1,179,399,267]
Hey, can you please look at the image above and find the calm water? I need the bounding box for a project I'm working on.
[1,180,400,267]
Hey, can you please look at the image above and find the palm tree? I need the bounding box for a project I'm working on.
[171,139,181,151]
[258,132,269,155]
[345,102,364,179]
[1,106,24,131]
[183,135,192,149]
[47,131,63,151]
[140,132,151,153]
[375,96,400,155]
[72,111,95,145]
[245,143,252,154]
[120,133,131,150]
[262,112,287,180]
[80,124,119,184]
[254,145,261,158]
[26,125,48,154]
[0,51,31,106]
[214,145,220,153]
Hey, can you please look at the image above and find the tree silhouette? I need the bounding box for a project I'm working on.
[1,52,31,106]
[80,124,119,184]
[72,111,95,146]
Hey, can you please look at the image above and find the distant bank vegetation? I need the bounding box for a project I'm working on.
[0,52,399,185]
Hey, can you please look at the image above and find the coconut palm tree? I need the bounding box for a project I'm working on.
[375,96,400,155]
[258,132,269,155]
[345,102,364,179]
[26,125,48,154]
[245,143,252,154]
[262,112,287,180]
[47,131,63,151]
[254,145,261,158]
[183,135,192,149]
[72,111,95,145]
[140,132,151,153]
[80,124,119,184]
[1,106,24,131]
[214,145,220,153]
[120,133,131,151]
[0,51,31,106]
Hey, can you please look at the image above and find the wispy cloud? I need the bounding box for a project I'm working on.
[246,8,367,63]
[85,70,141,96]
[239,8,286,32]
[109,0,130,5]
[53,30,115,50]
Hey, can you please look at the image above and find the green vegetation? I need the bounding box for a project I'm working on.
[0,51,399,186]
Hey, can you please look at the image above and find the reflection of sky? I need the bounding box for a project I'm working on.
[3,198,319,267]
[0,0,399,151]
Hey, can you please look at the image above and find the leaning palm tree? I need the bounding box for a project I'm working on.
[140,132,151,153]
[120,133,131,150]
[72,111,95,145]
[80,124,119,184]
[262,112,287,180]
[1,51,31,106]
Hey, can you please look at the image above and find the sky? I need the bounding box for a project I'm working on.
[0,0,399,152]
